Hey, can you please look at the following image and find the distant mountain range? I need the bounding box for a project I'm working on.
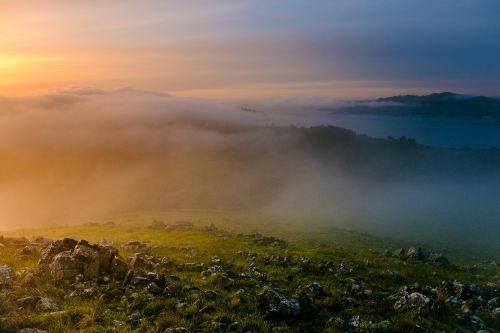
[331,92,500,120]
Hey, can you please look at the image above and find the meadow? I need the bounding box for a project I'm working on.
[0,211,498,332]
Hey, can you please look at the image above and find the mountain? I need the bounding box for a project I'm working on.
[332,92,500,119]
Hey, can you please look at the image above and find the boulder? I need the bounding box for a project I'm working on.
[110,255,129,280]
[256,286,301,321]
[407,246,426,260]
[40,239,129,282]
[97,245,116,274]
[39,238,78,266]
[73,242,100,279]
[50,251,82,281]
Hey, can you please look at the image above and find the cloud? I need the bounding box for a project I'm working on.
[0,87,266,151]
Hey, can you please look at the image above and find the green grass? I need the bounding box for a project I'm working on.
[0,212,499,332]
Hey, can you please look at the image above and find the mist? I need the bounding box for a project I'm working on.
[1,88,499,249]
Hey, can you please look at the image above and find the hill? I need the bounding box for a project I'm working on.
[331,92,500,120]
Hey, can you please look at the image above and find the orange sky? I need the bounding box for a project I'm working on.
[1,1,498,100]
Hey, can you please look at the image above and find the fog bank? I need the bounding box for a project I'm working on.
[1,88,499,248]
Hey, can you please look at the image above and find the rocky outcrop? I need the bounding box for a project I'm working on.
[387,246,450,265]
[39,239,128,282]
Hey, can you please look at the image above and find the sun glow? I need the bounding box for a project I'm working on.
[0,54,18,70]
[0,53,66,93]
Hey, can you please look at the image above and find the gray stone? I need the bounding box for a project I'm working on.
[257,286,301,321]
[35,297,59,312]
[41,239,129,282]
[0,265,15,288]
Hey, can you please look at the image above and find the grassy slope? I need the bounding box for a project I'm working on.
[1,211,499,332]
[6,210,498,264]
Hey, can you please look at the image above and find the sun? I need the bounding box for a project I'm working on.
[0,54,19,71]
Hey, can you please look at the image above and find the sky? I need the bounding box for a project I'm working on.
[1,0,499,100]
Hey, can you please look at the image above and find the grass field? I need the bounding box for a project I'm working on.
[0,211,499,332]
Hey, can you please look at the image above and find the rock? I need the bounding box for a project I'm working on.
[47,310,68,321]
[145,282,162,295]
[394,292,432,312]
[19,245,39,257]
[171,220,194,229]
[162,328,189,333]
[203,290,221,300]
[50,251,82,281]
[429,253,450,266]
[73,242,100,279]
[469,315,485,329]
[248,233,288,247]
[0,265,15,288]
[407,246,426,260]
[41,239,129,282]
[338,263,352,274]
[317,260,335,273]
[453,281,474,300]
[178,262,204,272]
[31,236,52,247]
[35,297,59,312]
[110,255,129,280]
[151,220,166,229]
[257,286,301,321]
[393,248,405,257]
[130,253,158,271]
[16,296,41,310]
[122,240,149,251]
[446,295,463,307]
[81,287,100,300]
[298,282,324,299]
[200,265,225,278]
[204,223,220,233]
[387,270,401,279]
[97,245,117,273]
[39,238,78,266]
[22,272,40,287]
[373,320,393,330]
[128,310,142,323]
[487,297,500,310]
